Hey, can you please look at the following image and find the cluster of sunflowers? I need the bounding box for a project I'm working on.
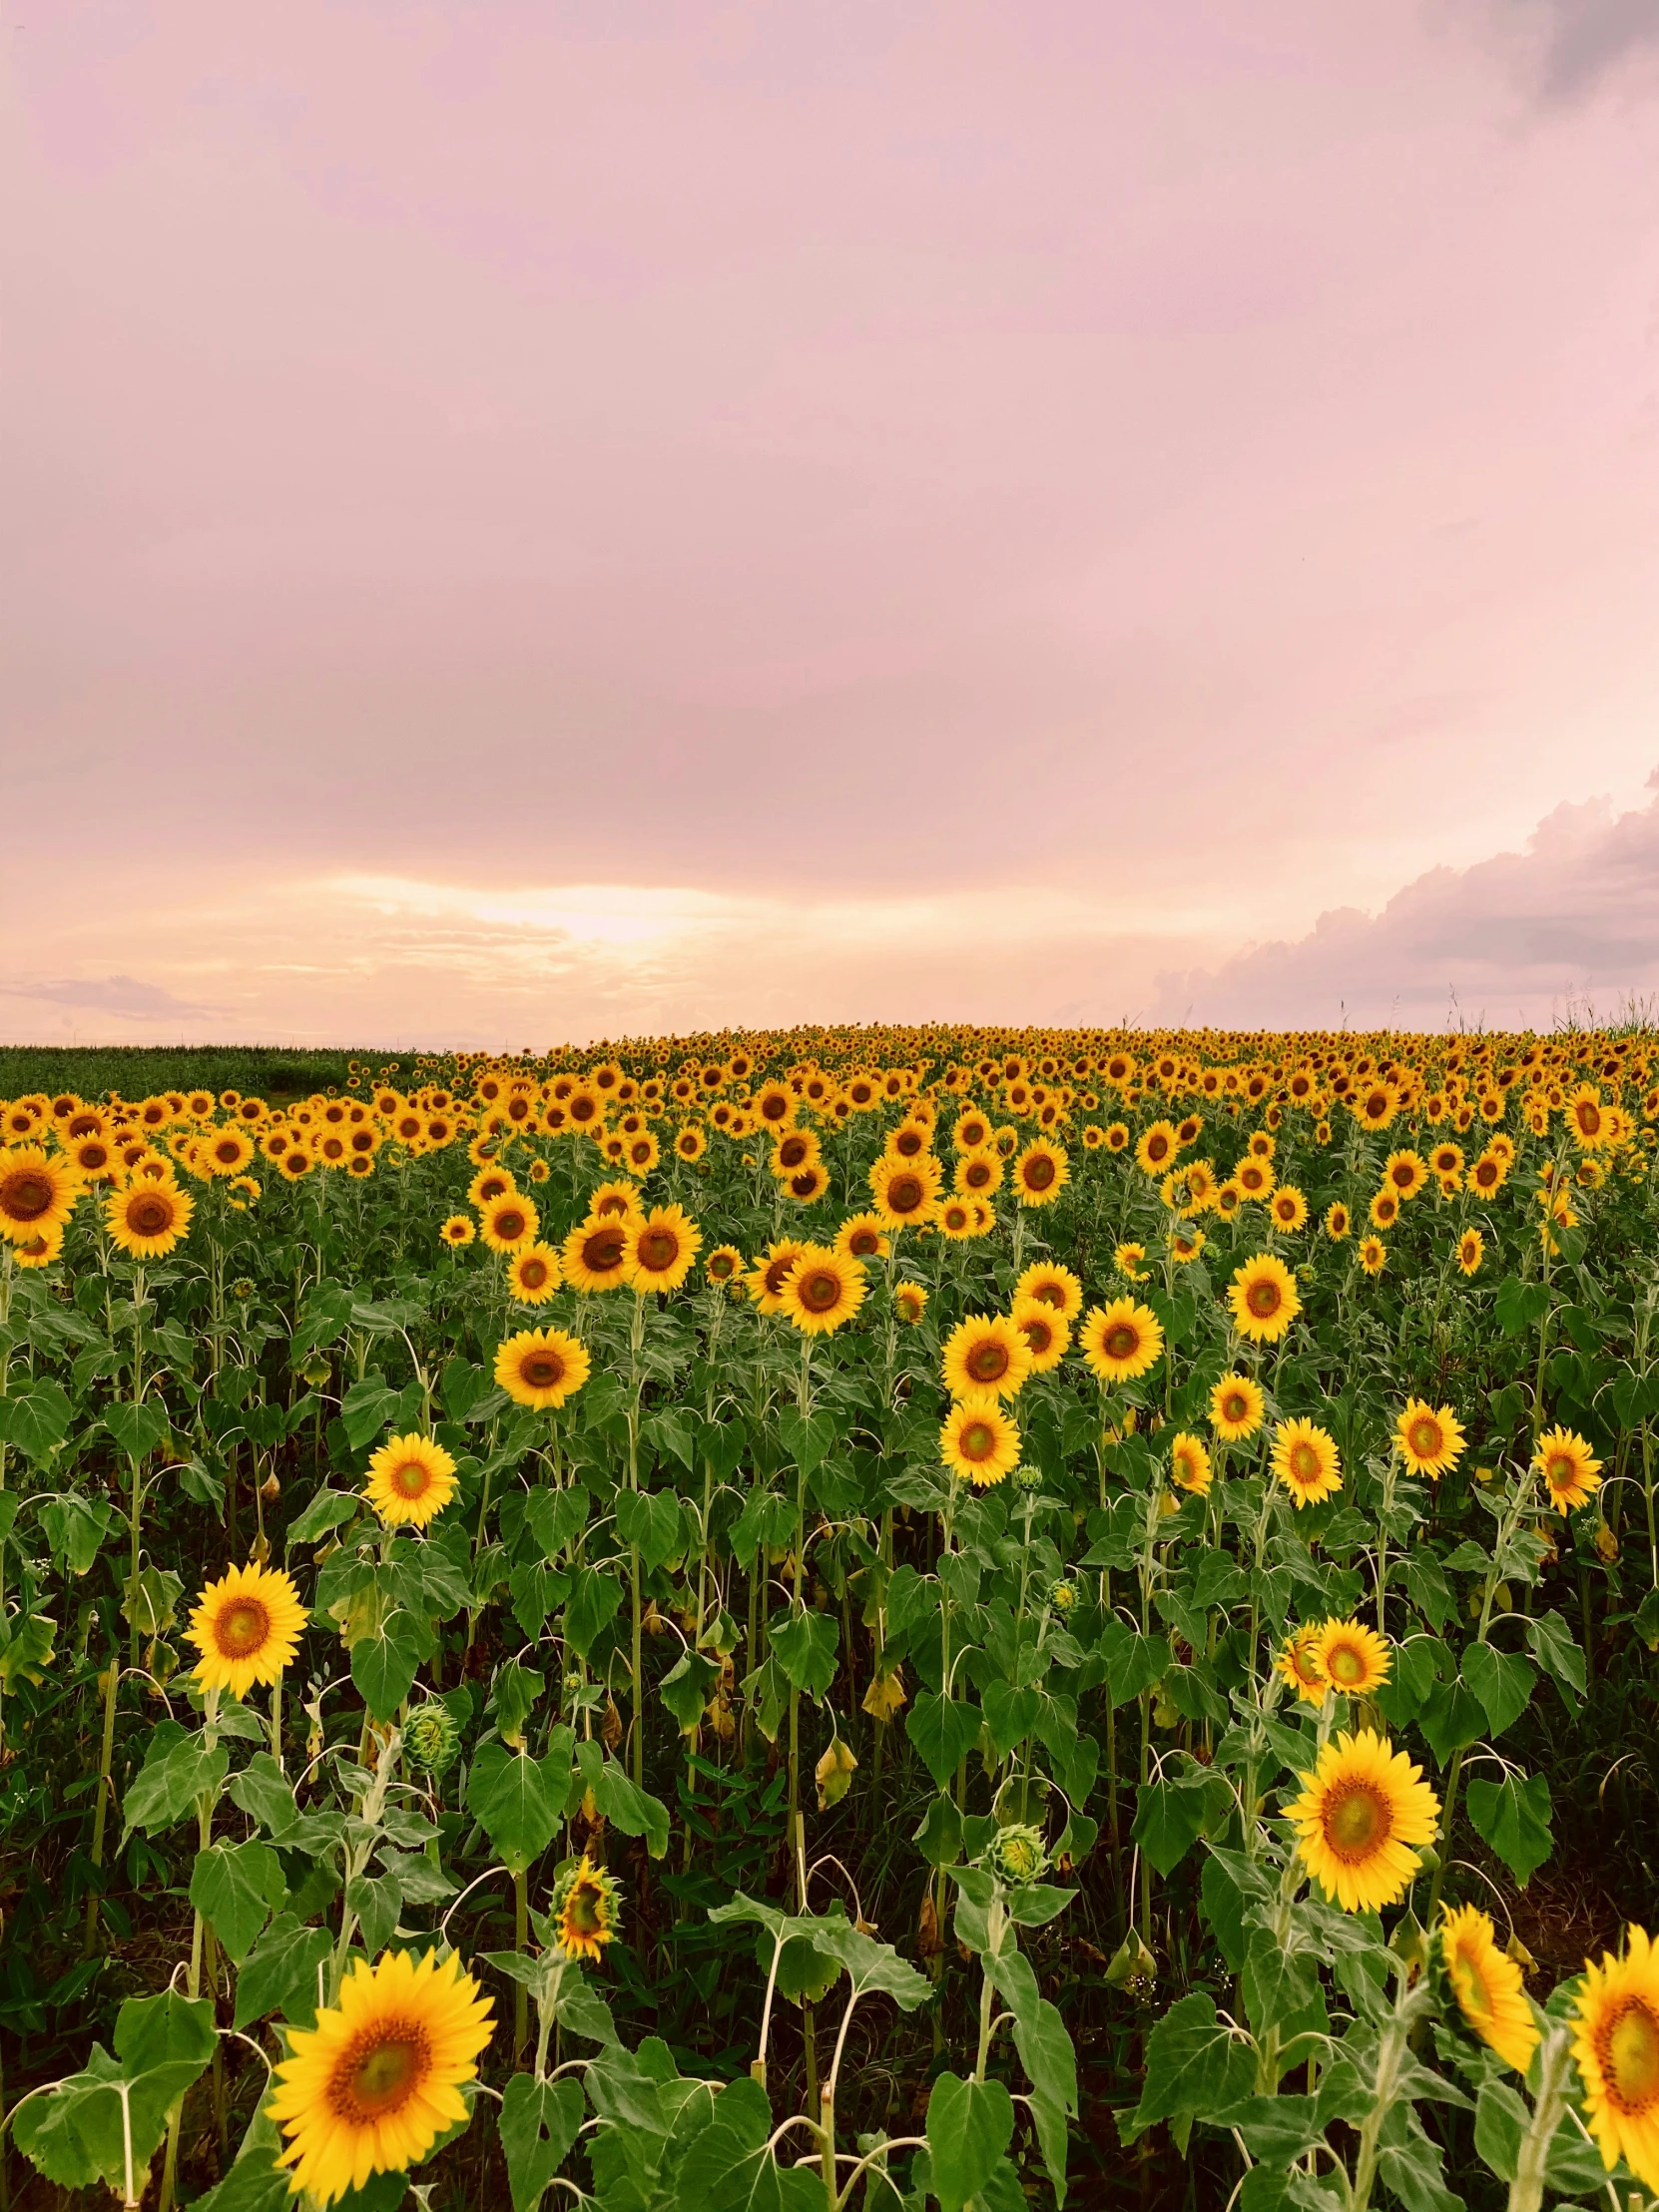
[5,1018,1659,2209]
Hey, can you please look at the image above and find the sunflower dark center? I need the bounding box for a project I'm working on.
[1407,1419,1440,1458]
[800,1270,840,1312]
[2,1169,55,1221]
[967,1342,1009,1382]
[335,2026,429,2117]
[583,1230,625,1272]
[638,1231,677,1271]
[522,1352,564,1388]
[1247,1280,1282,1318]
[1328,1644,1365,1686]
[1104,1325,1138,1361]
[1289,1443,1321,1482]
[888,1176,922,1213]
[392,1459,431,1496]
[215,1598,270,1659]
[1023,1156,1055,1190]
[129,1194,173,1237]
[1604,1999,1659,2111]
[961,1421,995,1459]
[519,1258,550,1289]
[1323,1782,1388,1859]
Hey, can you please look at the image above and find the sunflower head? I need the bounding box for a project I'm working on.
[1229,1253,1301,1344]
[550,1854,622,1963]
[270,1948,494,2207]
[939,1392,1021,1488]
[1439,1904,1539,2075]
[105,1178,194,1259]
[1571,1924,1659,2192]
[1210,1373,1265,1442]
[1315,1616,1390,1695]
[1277,1626,1330,1707]
[365,1432,459,1528]
[0,1147,82,1245]
[495,1327,592,1410]
[1286,1727,1440,1913]
[1534,1425,1602,1512]
[780,1245,866,1336]
[1272,1418,1343,1509]
[187,1562,308,1699]
[942,1312,1033,1400]
[1079,1298,1164,1385]
[625,1204,702,1294]
[1168,1431,1212,1495]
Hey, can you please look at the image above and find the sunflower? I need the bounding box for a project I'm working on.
[506,1243,561,1304]
[784,1162,830,1204]
[1277,1626,1329,1708]
[0,1147,81,1245]
[1210,1373,1265,1441]
[1169,1432,1212,1495]
[1439,1905,1539,2074]
[1169,1226,1206,1265]
[551,1854,623,1963]
[780,1246,866,1336]
[1382,1150,1429,1201]
[675,1124,708,1163]
[104,1179,193,1259]
[1135,1121,1178,1175]
[834,1212,890,1261]
[270,1947,494,2207]
[942,1313,1034,1401]
[705,1243,744,1287]
[365,1433,459,1528]
[1316,1617,1390,1695]
[1272,1418,1343,1508]
[772,1128,822,1180]
[495,1327,592,1410]
[562,1216,632,1294]
[939,1393,1021,1488]
[624,1204,702,1294]
[1469,1149,1509,1196]
[479,1193,539,1254]
[1012,1138,1068,1207]
[439,1214,475,1247]
[1011,1295,1070,1374]
[1359,1236,1387,1276]
[1269,1184,1309,1233]
[1534,1425,1601,1511]
[468,1166,517,1209]
[1015,1261,1083,1322]
[1229,1254,1301,1344]
[1114,1241,1150,1282]
[1285,1728,1440,1913]
[1078,1298,1164,1385]
[588,1178,644,1222]
[1456,1228,1484,1276]
[204,1128,256,1179]
[894,1282,928,1326]
[868,1152,941,1229]
[952,1147,1003,1199]
[1566,1083,1611,1150]
[1395,1398,1465,1479]
[279,1147,315,1183]
[744,1238,808,1314]
[1235,1156,1275,1200]
[187,1562,308,1699]
[1571,1924,1659,2190]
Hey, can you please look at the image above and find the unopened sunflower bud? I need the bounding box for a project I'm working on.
[403,1702,461,1777]
[984,1822,1047,1886]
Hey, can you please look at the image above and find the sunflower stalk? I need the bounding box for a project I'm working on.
[1503,2021,1573,2212]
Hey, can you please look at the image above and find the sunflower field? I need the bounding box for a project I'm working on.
[2,1027,1658,2212]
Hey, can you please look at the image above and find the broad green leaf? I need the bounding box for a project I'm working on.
[285,1488,363,1543]
[1131,1778,1206,1877]
[0,1381,73,1459]
[341,1375,402,1450]
[191,1840,285,1964]
[523,1482,589,1562]
[981,1679,1040,1757]
[193,2099,290,2212]
[581,1744,670,1860]
[228,1752,298,1837]
[234,1914,335,2029]
[122,1727,229,1840]
[925,2072,1014,2212]
[467,1743,566,1874]
[906,1691,980,1789]
[499,2074,584,2212]
[768,1608,838,1700]
[1466,1770,1553,1886]
[659,1646,718,1731]
[39,1492,115,1576]
[350,1609,427,1719]
[1523,1610,1585,1706]
[1460,1642,1535,1738]
[779,1406,836,1472]
[1123,1992,1257,2135]
[1417,1676,1486,1764]
[105,1399,171,1460]
[911,1792,964,1869]
[562,1565,623,1660]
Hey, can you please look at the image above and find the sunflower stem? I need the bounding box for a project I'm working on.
[1504,2022,1572,2212]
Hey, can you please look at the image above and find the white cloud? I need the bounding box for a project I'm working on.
[1154,775,1659,1030]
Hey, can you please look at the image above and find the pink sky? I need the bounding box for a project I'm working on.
[5,1,1659,1046]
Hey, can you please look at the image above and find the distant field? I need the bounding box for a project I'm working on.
[0,1043,357,1100]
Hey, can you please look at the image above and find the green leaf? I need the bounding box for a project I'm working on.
[912,1792,964,1869]
[562,1565,623,1660]
[1523,1610,1585,1706]
[228,1752,298,1837]
[981,1680,1040,1757]
[779,1407,836,1472]
[105,1398,171,1460]
[1131,1778,1207,1877]
[234,1913,335,2029]
[523,1482,589,1563]
[1466,1770,1553,1886]
[0,1600,57,1686]
[39,1493,115,1576]
[499,2074,584,2212]
[1099,1623,1170,1707]
[191,1840,285,1964]
[616,1486,684,1571]
[1494,1278,1549,1335]
[768,1609,838,1700]
[0,1381,72,1459]
[582,1745,671,1860]
[350,1609,427,1720]
[490,1660,544,1746]
[122,1562,185,1640]
[906,1691,980,1789]
[1242,1927,1321,2038]
[1123,1992,1257,2136]
[285,1488,363,1543]
[466,1743,565,1875]
[114,1987,217,2070]
[346,1871,402,1954]
[811,1918,931,2009]
[122,1727,229,1840]
[659,1646,718,1731]
[926,2072,1014,2212]
[193,2099,291,2212]
[1461,1643,1535,1738]
[992,1947,1077,2206]
[1418,1676,1487,1764]
[341,1375,402,1450]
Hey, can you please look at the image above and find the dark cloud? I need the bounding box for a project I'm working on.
[1496,0,1659,100]
[3,974,220,1019]
[1154,778,1659,1030]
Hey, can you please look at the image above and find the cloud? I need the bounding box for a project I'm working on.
[2,974,221,1019]
[1154,777,1659,1030]
[1476,0,1659,101]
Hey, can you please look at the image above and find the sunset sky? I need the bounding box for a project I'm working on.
[6,1,1659,1048]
